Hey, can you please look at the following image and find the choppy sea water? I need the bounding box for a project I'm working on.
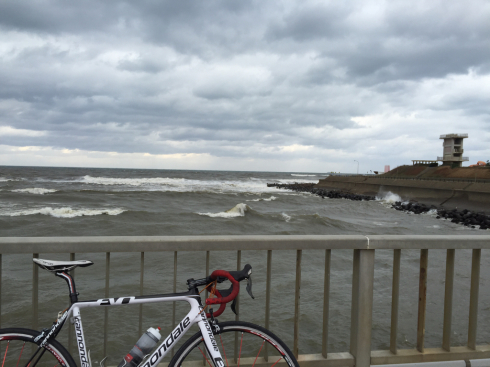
[0,166,488,363]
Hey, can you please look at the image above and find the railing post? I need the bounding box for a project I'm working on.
[322,249,331,358]
[32,253,39,331]
[68,253,75,354]
[234,250,241,364]
[390,249,401,354]
[264,250,272,362]
[171,251,177,358]
[351,250,374,367]
[417,249,428,353]
[468,249,481,350]
[350,250,360,356]
[443,249,455,351]
[350,249,375,367]
[0,254,2,328]
[139,252,144,337]
[104,252,110,357]
[293,249,302,359]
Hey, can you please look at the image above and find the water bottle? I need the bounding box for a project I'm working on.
[118,327,161,367]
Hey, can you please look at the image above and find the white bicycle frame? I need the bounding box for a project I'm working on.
[62,294,223,367]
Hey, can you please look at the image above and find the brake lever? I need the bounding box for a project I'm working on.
[246,276,254,299]
[231,298,238,315]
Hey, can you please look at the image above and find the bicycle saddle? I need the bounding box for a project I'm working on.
[33,258,94,272]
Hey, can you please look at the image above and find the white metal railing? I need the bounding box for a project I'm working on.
[0,235,489,367]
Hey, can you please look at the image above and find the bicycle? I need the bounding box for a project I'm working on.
[0,258,299,367]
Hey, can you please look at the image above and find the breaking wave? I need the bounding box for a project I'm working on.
[2,207,126,218]
[0,177,19,182]
[281,213,291,222]
[246,196,277,202]
[376,191,403,203]
[197,203,249,218]
[78,175,316,194]
[81,176,184,186]
[12,188,57,195]
[291,174,317,177]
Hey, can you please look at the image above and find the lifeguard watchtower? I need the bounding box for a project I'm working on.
[437,133,469,167]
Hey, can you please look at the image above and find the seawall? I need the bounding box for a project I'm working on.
[316,176,490,213]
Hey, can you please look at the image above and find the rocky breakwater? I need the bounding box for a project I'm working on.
[267,183,376,201]
[391,201,490,230]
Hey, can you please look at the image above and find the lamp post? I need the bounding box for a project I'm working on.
[354,160,359,175]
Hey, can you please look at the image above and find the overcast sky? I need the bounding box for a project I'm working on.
[1,0,489,173]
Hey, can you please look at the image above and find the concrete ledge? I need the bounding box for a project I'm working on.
[298,353,354,367]
[371,345,490,365]
[160,353,354,367]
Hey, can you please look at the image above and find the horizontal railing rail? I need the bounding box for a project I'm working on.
[0,235,489,367]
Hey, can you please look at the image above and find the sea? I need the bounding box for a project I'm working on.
[0,166,488,362]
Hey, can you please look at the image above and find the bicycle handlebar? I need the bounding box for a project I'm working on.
[187,264,253,318]
[205,270,240,306]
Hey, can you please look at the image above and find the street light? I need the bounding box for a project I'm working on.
[354,160,359,175]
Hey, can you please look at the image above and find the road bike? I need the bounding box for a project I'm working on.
[0,258,299,367]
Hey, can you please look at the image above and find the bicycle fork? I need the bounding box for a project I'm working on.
[196,310,225,367]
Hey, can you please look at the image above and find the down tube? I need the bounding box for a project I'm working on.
[141,307,200,367]
[196,312,225,367]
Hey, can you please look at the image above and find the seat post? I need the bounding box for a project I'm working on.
[55,271,79,304]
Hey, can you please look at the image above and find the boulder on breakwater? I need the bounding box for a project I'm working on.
[267,182,376,201]
[391,201,490,230]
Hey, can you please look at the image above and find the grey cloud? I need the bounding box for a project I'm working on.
[1,0,489,168]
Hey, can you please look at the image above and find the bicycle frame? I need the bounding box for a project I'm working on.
[42,291,223,367]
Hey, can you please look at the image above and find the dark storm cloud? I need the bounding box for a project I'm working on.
[1,0,489,170]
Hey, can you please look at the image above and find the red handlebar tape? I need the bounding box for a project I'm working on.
[205,289,226,318]
[205,270,240,305]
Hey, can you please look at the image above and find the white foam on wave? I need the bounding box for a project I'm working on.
[246,196,277,202]
[424,209,438,216]
[12,188,57,195]
[197,203,249,218]
[376,191,403,203]
[281,213,291,222]
[79,175,315,194]
[291,174,317,177]
[82,175,184,186]
[2,207,126,218]
[0,177,19,182]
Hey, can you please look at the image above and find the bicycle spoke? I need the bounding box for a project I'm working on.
[219,335,229,367]
[270,357,283,367]
[2,341,10,367]
[16,343,26,367]
[197,347,213,367]
[237,332,243,367]
[251,340,265,367]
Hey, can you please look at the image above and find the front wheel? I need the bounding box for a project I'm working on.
[0,328,77,367]
[169,321,299,367]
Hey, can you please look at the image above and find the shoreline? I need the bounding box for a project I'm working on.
[268,181,490,231]
[315,175,490,213]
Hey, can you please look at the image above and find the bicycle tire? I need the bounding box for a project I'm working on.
[0,328,77,367]
[169,321,299,367]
